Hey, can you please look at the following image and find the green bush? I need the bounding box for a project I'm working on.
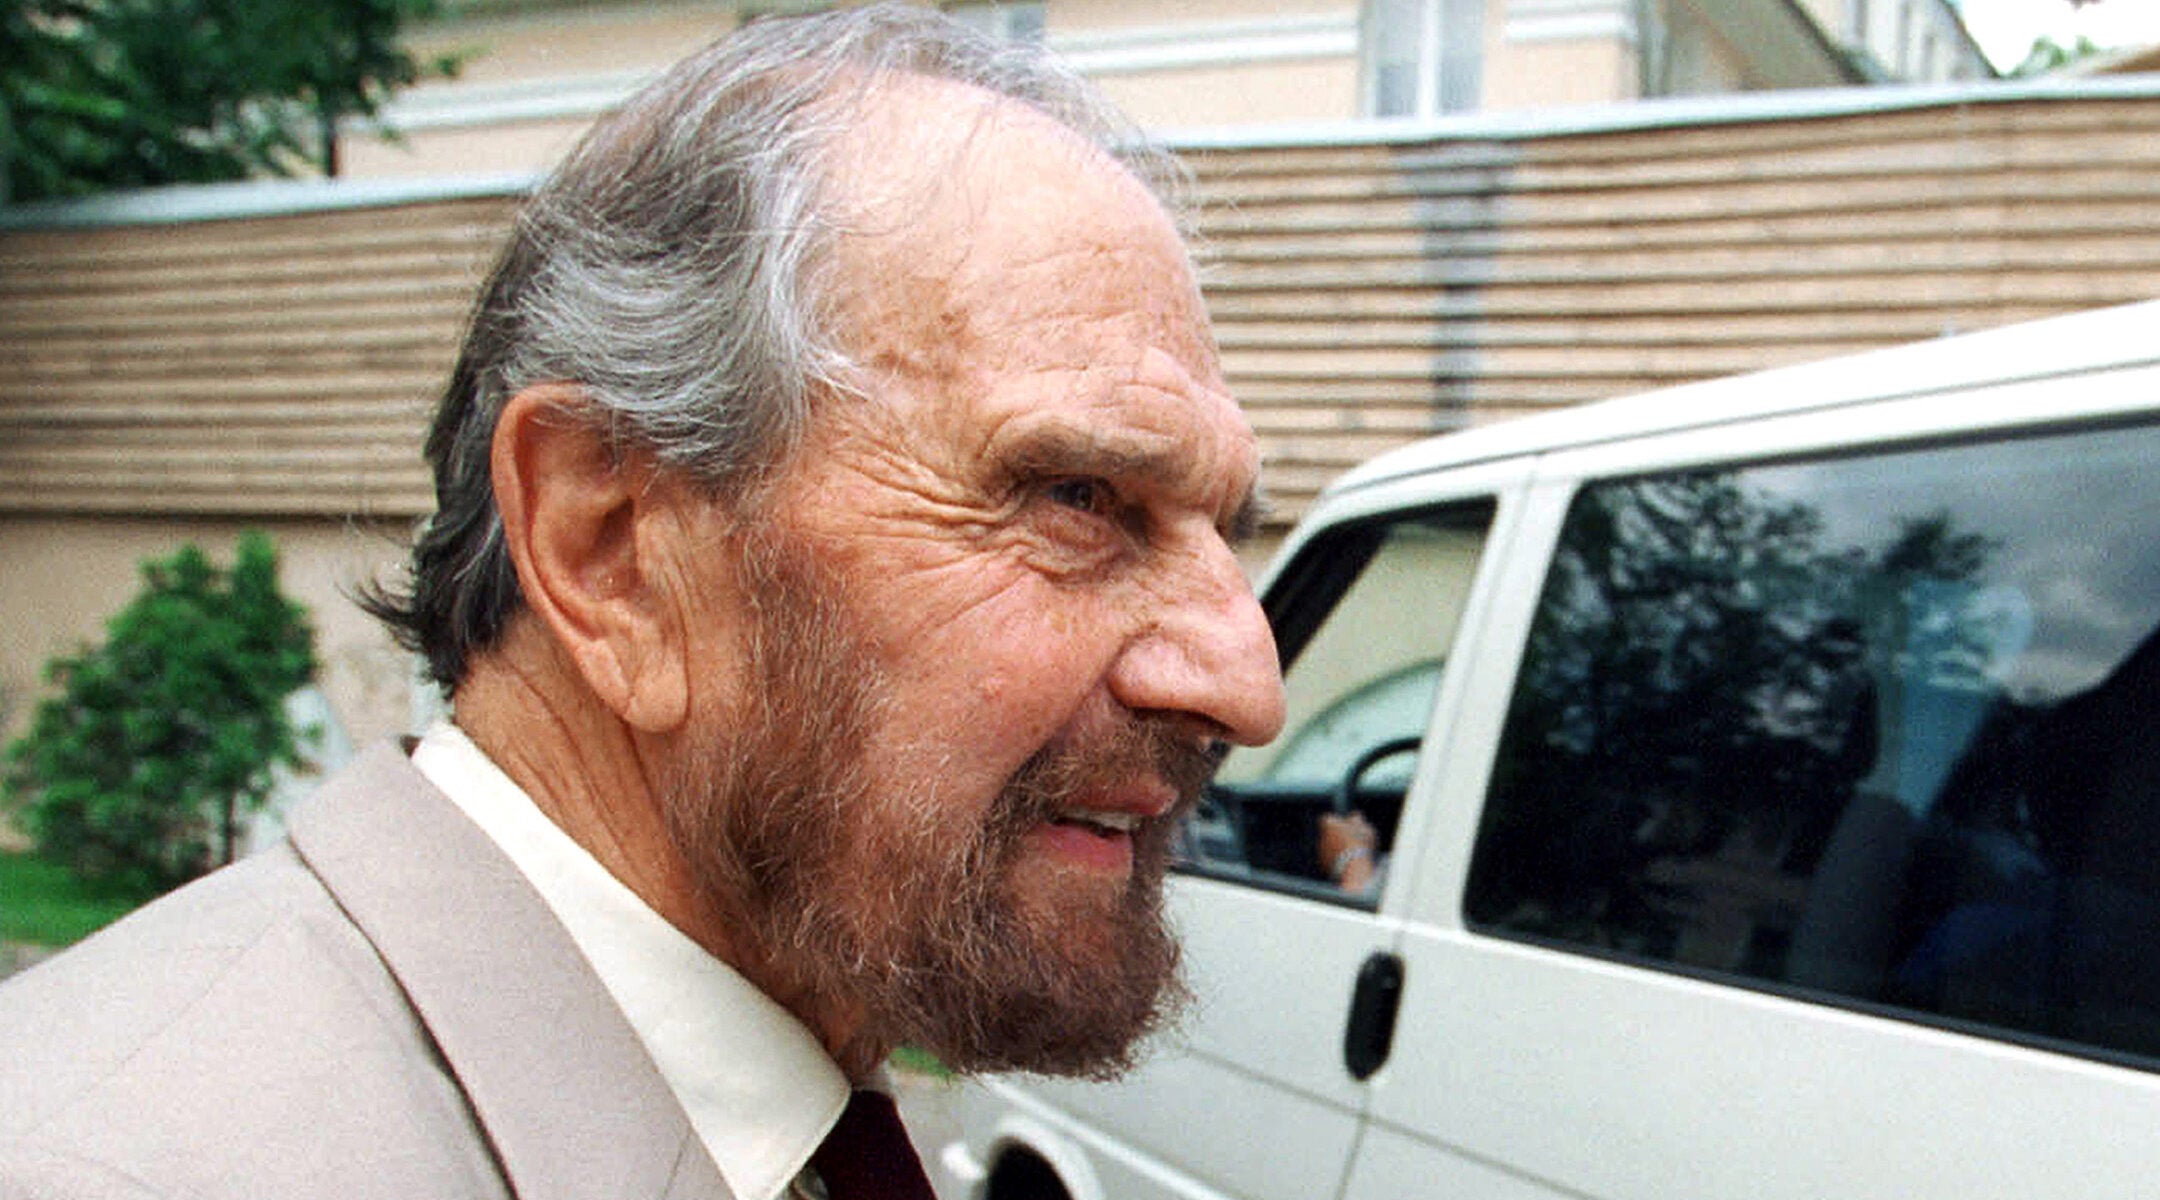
[3,533,318,897]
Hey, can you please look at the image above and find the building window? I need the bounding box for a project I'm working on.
[1362,0,1484,117]
[941,2,1046,42]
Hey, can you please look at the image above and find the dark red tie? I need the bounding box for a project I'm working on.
[810,1089,936,1200]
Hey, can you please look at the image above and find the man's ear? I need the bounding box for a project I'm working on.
[490,384,691,732]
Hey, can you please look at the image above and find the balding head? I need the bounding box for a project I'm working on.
[365,4,1184,692]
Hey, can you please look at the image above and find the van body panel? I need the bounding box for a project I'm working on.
[1001,879,1388,1200]
[1331,299,2160,497]
[1343,1125,1570,1200]
[1528,363,2160,494]
[1371,928,2160,1200]
[1390,474,1575,933]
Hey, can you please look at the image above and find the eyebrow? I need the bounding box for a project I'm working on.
[1001,422,1266,545]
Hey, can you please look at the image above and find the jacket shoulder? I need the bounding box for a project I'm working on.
[0,829,508,1198]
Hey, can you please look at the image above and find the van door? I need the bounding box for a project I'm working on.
[1352,399,2160,1199]
[1008,484,1511,1200]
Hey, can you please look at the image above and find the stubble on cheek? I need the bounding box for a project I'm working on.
[655,524,1221,1078]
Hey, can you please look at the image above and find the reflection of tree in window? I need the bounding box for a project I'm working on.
[1467,472,1998,960]
[1466,420,2160,1065]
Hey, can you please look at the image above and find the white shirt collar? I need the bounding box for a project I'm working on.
[410,721,851,1200]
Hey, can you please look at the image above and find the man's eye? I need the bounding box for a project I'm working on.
[1045,478,1116,516]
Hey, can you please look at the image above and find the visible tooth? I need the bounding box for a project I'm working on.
[1064,810,1141,833]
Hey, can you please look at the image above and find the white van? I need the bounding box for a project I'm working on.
[932,299,2160,1200]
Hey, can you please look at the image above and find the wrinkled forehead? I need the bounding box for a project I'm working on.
[802,78,1257,529]
[823,72,1169,241]
[820,74,1213,371]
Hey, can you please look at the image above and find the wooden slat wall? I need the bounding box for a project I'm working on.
[1187,95,2160,517]
[7,93,2160,524]
[0,197,514,515]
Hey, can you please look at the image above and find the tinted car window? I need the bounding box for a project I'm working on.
[1466,420,2160,1064]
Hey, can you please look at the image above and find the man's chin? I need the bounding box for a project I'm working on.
[917,869,1185,1078]
[924,959,1187,1082]
[1004,834,1171,952]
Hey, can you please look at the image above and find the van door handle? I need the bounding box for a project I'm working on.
[1343,951,1404,1081]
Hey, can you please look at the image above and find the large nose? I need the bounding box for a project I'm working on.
[1107,529,1287,748]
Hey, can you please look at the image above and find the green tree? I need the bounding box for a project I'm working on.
[1,0,458,204]
[2011,33,2106,76]
[3,534,319,897]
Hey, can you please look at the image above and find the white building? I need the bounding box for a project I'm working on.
[342,0,1995,178]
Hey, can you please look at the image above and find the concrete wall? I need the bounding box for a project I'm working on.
[0,517,417,752]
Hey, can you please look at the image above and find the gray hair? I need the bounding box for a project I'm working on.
[365,3,1183,689]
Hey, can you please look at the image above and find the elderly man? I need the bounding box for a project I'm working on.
[0,6,1283,1199]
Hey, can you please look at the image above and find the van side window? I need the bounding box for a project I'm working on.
[1182,503,1494,906]
[1465,421,2160,1065]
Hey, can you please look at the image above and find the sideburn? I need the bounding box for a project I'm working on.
[658,523,882,953]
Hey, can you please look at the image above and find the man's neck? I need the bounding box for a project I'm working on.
[451,632,890,1080]
[457,656,699,930]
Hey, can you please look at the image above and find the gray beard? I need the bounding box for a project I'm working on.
[658,525,1211,1078]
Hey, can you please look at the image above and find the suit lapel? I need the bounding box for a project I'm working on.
[289,743,734,1200]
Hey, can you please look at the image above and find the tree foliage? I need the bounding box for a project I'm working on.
[3,533,318,897]
[2011,33,2107,76]
[1,0,457,203]
[1470,471,1999,949]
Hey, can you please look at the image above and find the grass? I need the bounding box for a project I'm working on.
[888,1045,955,1081]
[0,850,148,947]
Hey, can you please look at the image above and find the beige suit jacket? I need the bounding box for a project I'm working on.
[0,743,734,1200]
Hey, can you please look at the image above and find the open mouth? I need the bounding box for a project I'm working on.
[1052,810,1145,838]
[1031,806,1154,873]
